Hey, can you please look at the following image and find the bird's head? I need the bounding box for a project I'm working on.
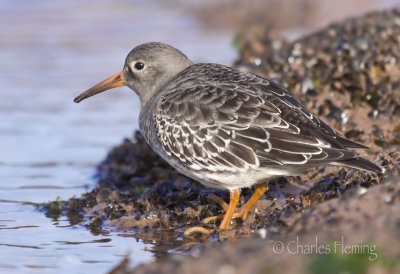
[74,42,192,105]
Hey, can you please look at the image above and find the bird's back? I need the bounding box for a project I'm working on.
[140,63,382,180]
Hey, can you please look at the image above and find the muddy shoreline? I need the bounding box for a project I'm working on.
[41,7,400,273]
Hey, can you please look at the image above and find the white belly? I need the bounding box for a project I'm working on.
[188,168,292,191]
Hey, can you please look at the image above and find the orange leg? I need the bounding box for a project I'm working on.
[219,189,241,230]
[235,182,268,221]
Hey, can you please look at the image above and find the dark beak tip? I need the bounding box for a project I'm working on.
[73,71,125,105]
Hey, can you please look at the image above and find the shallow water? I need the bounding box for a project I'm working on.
[0,1,235,273]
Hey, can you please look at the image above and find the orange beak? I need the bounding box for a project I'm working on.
[74,71,126,103]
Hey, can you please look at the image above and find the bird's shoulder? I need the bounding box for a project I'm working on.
[157,63,313,130]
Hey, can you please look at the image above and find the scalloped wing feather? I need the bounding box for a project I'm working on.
[154,64,362,173]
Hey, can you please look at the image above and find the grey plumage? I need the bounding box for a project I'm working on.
[144,63,381,180]
[75,42,382,191]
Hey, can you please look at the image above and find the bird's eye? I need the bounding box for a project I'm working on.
[134,62,145,70]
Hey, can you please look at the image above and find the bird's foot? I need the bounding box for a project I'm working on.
[202,209,246,225]
[183,226,214,240]
[204,183,268,228]
[206,194,229,211]
[203,193,245,226]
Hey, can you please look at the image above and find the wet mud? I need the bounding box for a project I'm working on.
[41,7,400,273]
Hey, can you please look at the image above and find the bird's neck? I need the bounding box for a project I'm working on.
[140,60,193,106]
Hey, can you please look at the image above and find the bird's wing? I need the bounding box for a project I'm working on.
[154,66,358,173]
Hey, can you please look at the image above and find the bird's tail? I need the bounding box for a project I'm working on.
[335,157,384,174]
